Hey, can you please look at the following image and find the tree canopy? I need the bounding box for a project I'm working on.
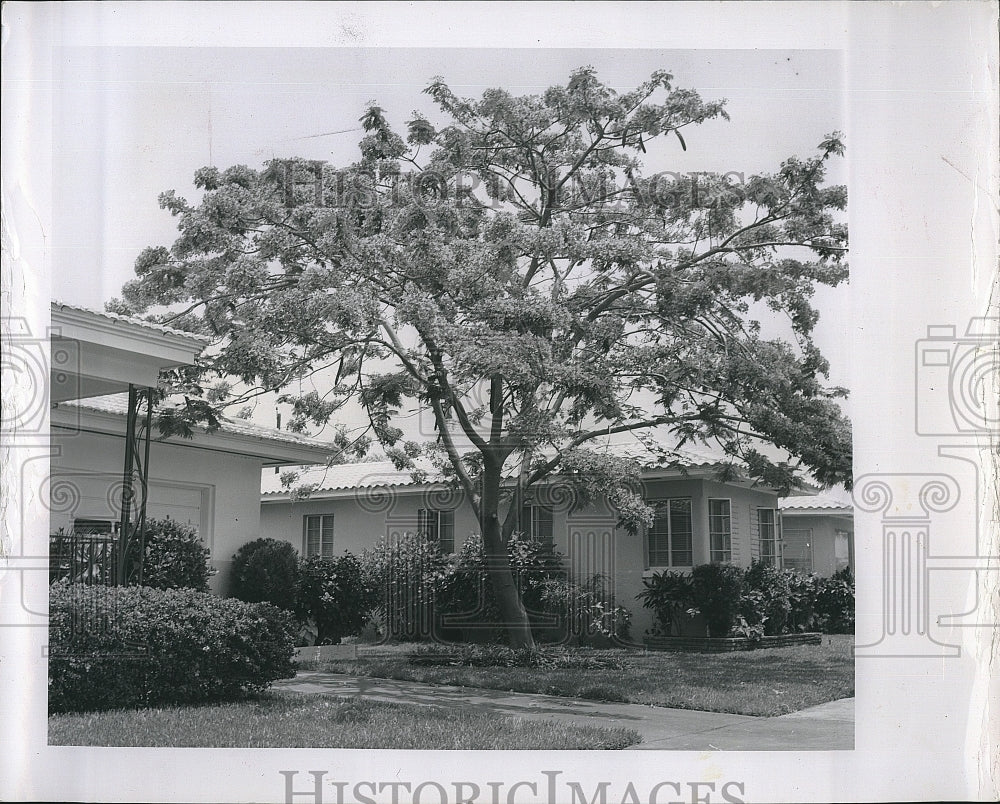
[111,67,850,647]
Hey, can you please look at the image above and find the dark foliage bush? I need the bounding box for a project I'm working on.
[741,560,792,636]
[814,566,855,633]
[636,570,695,636]
[362,533,450,641]
[229,538,299,611]
[296,553,378,644]
[435,534,573,643]
[785,570,822,632]
[690,563,745,637]
[48,582,296,713]
[140,518,216,591]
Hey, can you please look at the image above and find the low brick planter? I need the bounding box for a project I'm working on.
[644,633,823,653]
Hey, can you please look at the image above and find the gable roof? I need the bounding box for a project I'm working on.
[54,393,337,466]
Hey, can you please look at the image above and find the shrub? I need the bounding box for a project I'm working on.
[814,567,855,634]
[295,552,378,644]
[408,643,630,671]
[361,533,450,641]
[436,533,569,643]
[741,560,792,636]
[536,574,632,646]
[48,581,296,713]
[785,570,822,632]
[229,538,299,611]
[635,570,695,636]
[140,518,216,591]
[690,563,745,637]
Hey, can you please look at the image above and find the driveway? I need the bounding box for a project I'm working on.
[273,671,854,751]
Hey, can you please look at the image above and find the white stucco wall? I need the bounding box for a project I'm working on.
[260,476,781,640]
[779,513,854,577]
[51,427,267,594]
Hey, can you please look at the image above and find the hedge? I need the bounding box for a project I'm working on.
[48,582,296,712]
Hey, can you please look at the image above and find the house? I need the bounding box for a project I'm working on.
[259,446,798,637]
[49,302,335,593]
[778,492,855,577]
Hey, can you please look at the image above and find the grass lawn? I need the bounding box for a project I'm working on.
[319,635,854,717]
[48,693,640,749]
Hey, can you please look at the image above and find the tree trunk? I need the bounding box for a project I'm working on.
[480,458,535,650]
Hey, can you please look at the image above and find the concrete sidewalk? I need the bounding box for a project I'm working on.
[273,671,854,751]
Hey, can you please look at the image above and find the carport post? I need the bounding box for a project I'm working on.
[116,384,153,585]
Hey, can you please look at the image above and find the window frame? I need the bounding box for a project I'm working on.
[757,507,779,566]
[519,502,554,546]
[417,507,456,554]
[645,496,694,570]
[708,498,733,564]
[303,514,335,558]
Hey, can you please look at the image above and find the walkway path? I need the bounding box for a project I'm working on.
[273,671,854,751]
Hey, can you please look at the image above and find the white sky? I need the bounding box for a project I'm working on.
[50,45,852,426]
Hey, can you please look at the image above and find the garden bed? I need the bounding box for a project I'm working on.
[643,633,823,653]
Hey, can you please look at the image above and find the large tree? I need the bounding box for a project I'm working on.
[112,68,850,648]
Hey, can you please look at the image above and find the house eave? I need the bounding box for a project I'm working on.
[51,405,336,466]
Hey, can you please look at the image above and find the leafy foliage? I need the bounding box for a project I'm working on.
[140,517,216,591]
[636,570,695,636]
[639,562,851,638]
[295,553,379,644]
[229,538,300,611]
[813,566,855,634]
[785,570,823,632]
[48,582,296,712]
[690,563,745,637]
[740,560,792,636]
[361,533,451,641]
[114,67,851,647]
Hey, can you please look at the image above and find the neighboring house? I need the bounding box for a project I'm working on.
[49,302,335,593]
[778,493,855,577]
[260,447,802,636]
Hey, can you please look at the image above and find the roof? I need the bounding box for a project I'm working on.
[52,301,211,344]
[261,460,435,496]
[779,492,854,514]
[59,393,335,453]
[261,440,800,500]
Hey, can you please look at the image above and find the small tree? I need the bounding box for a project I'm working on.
[229,537,299,611]
[113,67,851,648]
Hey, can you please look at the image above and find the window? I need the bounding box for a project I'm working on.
[834,530,851,572]
[71,518,117,539]
[782,529,813,572]
[519,503,554,545]
[417,508,455,554]
[646,498,693,568]
[757,508,778,566]
[708,499,732,563]
[303,514,335,557]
